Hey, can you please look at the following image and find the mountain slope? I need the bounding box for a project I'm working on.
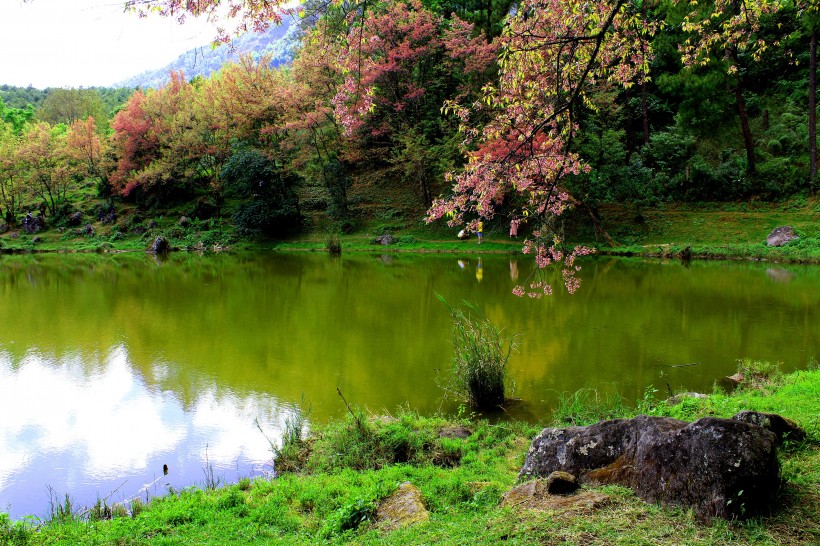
[116,19,299,89]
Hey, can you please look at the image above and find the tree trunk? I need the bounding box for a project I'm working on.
[641,1,649,147]
[736,85,756,175]
[810,25,817,189]
[568,196,618,247]
[642,79,650,147]
[730,49,756,175]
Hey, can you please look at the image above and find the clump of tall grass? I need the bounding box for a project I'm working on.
[305,409,463,473]
[438,296,516,409]
[272,404,311,474]
[733,358,783,391]
[87,497,128,522]
[46,487,79,525]
[326,233,342,255]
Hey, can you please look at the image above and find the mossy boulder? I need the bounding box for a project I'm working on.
[375,482,429,531]
[519,415,781,521]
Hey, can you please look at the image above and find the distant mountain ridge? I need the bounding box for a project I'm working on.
[116,18,299,89]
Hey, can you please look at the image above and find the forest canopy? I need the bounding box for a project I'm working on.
[1,0,817,291]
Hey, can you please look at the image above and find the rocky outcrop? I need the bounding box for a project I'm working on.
[766,226,799,247]
[67,211,83,227]
[148,236,171,254]
[373,233,395,245]
[438,425,473,439]
[375,482,429,530]
[519,415,781,520]
[732,410,806,445]
[546,471,578,494]
[22,213,45,234]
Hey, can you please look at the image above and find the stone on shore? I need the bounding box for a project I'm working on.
[519,414,781,520]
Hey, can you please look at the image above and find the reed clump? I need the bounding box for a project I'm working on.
[439,297,516,409]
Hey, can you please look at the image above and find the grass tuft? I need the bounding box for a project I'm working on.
[439,296,516,409]
[551,388,629,426]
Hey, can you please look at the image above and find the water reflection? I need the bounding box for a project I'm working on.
[0,344,291,519]
[0,252,818,519]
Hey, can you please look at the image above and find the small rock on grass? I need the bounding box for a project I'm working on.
[375,482,429,531]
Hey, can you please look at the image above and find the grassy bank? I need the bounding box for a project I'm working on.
[4,361,818,545]
[2,200,818,263]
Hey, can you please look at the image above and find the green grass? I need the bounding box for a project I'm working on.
[6,198,818,263]
[567,199,820,263]
[5,362,819,545]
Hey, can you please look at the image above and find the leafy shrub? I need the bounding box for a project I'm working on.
[222,148,302,237]
[326,233,342,255]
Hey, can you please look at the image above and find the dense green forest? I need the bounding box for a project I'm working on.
[0,0,816,247]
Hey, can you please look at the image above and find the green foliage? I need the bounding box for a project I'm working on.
[321,496,378,536]
[439,297,516,409]
[551,388,628,426]
[17,370,820,545]
[0,513,32,545]
[734,358,783,392]
[326,232,342,254]
[222,148,302,237]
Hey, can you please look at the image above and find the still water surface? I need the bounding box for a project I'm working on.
[1,251,818,518]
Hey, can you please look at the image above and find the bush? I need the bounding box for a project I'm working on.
[439,297,516,409]
[222,148,302,237]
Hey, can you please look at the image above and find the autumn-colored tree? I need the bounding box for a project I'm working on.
[17,122,72,217]
[287,17,359,218]
[0,124,25,225]
[125,0,286,43]
[202,55,303,214]
[331,0,497,206]
[427,0,652,296]
[65,116,113,194]
[111,72,216,201]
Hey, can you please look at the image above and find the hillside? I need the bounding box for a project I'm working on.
[115,18,299,89]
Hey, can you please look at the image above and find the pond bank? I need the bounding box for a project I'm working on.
[5,363,819,545]
[2,202,818,264]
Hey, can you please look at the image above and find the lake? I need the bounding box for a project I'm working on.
[1,251,818,519]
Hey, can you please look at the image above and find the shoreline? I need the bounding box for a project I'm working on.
[3,363,819,544]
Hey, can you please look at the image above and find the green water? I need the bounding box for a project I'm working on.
[1,251,818,518]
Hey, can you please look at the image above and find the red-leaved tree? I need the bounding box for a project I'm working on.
[427,0,653,296]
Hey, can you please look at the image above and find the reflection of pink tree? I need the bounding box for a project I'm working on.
[427,0,652,297]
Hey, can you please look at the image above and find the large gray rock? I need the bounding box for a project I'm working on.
[148,236,171,254]
[519,415,780,520]
[766,226,799,247]
[373,233,395,245]
[22,213,45,234]
[732,410,806,445]
[67,211,83,227]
